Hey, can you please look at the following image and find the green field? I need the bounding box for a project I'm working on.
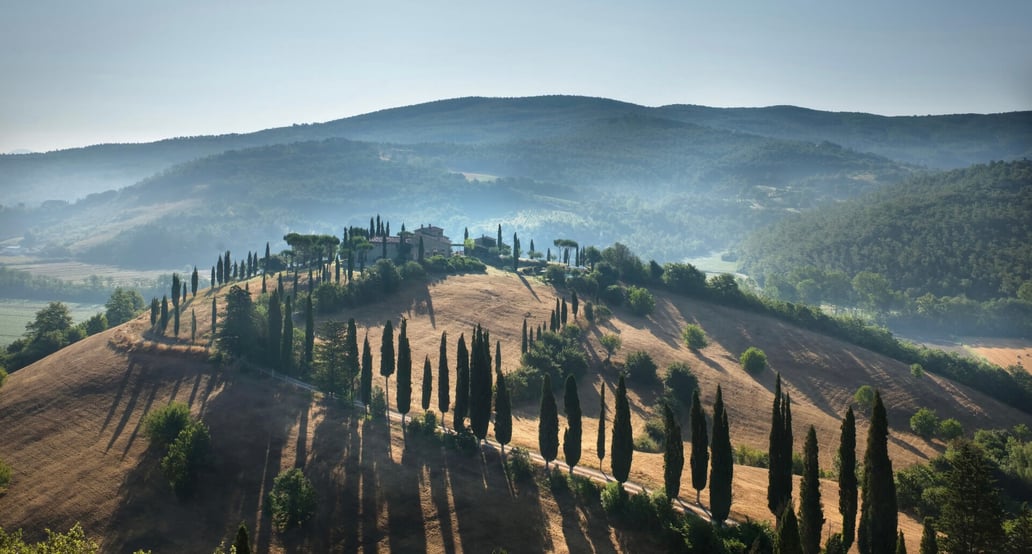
[0,299,105,346]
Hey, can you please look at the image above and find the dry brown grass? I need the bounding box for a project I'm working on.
[960,337,1032,372]
[1,269,1030,553]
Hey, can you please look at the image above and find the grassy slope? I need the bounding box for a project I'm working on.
[2,270,1030,552]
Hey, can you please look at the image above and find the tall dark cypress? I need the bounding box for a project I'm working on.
[896,532,907,554]
[173,305,180,336]
[539,373,559,468]
[769,373,793,517]
[563,374,582,473]
[777,502,804,554]
[571,290,579,319]
[799,426,824,554]
[438,331,450,417]
[663,403,684,501]
[611,374,633,483]
[857,391,897,554]
[690,387,709,504]
[469,325,492,441]
[211,265,216,289]
[360,335,373,409]
[495,367,512,450]
[561,298,568,326]
[160,295,169,332]
[396,319,412,420]
[304,295,314,370]
[268,290,282,365]
[453,334,469,431]
[281,295,293,373]
[919,518,937,554]
[191,266,199,297]
[217,257,224,286]
[597,384,607,471]
[839,407,858,551]
[379,320,395,413]
[345,318,359,395]
[521,318,528,354]
[709,385,733,525]
[234,522,251,554]
[421,355,432,411]
[211,296,217,336]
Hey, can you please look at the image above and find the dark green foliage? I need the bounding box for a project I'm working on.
[709,385,733,524]
[190,309,196,343]
[360,336,373,408]
[920,518,937,554]
[396,319,412,417]
[313,321,350,397]
[84,312,107,335]
[1004,507,1032,554]
[611,375,633,483]
[687,387,708,503]
[143,402,192,448]
[539,373,559,466]
[453,334,469,430]
[858,391,897,554]
[211,296,217,336]
[469,325,493,441]
[421,355,432,411]
[218,286,258,358]
[521,318,528,354]
[495,368,512,447]
[304,295,314,368]
[280,295,293,372]
[571,290,579,319]
[741,346,768,374]
[520,329,588,383]
[624,350,658,383]
[505,447,534,482]
[267,290,282,364]
[682,323,708,349]
[268,468,316,530]
[173,305,180,336]
[379,319,394,381]
[563,374,582,472]
[664,362,698,409]
[777,502,804,554]
[105,287,145,326]
[938,418,964,440]
[663,403,684,501]
[939,440,1004,554]
[799,426,823,554]
[171,273,181,309]
[626,285,655,316]
[160,295,169,331]
[838,407,858,551]
[910,408,939,439]
[438,331,450,415]
[769,374,794,517]
[825,534,847,554]
[233,522,251,554]
[896,531,907,554]
[597,384,606,468]
[161,420,211,495]
[150,297,158,326]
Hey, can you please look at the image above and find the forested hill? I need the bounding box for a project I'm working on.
[740,160,1032,303]
[2,95,1030,206]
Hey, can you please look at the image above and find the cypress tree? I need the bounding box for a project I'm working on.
[379,320,395,414]
[211,266,216,289]
[191,309,197,343]
[777,502,804,554]
[561,298,568,326]
[345,318,359,396]
[769,373,794,517]
[360,335,372,409]
[690,387,709,504]
[281,296,293,373]
[182,285,187,305]
[304,295,314,370]
[396,319,412,420]
[160,295,169,332]
[495,367,512,451]
[664,403,684,501]
[497,224,502,252]
[150,297,158,327]
[418,235,425,263]
[597,384,606,471]
[521,318,528,354]
[896,532,907,554]
[539,373,559,468]
[611,374,633,483]
[469,325,492,441]
[839,407,858,551]
[563,374,582,473]
[211,296,217,336]
[799,426,824,554]
[710,384,733,525]
[421,355,432,411]
[173,305,180,336]
[438,331,450,417]
[268,290,282,364]
[234,522,251,554]
[217,257,224,286]
[571,290,579,319]
[938,439,1004,554]
[919,518,937,554]
[857,391,897,554]
[454,334,469,431]
[191,266,199,297]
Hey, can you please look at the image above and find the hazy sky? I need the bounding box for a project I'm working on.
[2,0,1029,153]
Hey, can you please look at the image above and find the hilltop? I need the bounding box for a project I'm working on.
[1,269,1029,552]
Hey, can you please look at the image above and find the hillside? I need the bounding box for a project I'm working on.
[2,270,1030,552]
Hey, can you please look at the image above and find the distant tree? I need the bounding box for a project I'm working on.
[304,296,314,369]
[857,391,897,554]
[150,297,159,327]
[799,426,824,554]
[611,375,633,483]
[709,384,733,525]
[161,420,211,495]
[854,385,876,414]
[105,287,145,326]
[539,373,559,468]
[769,373,794,517]
[664,403,685,501]
[280,296,293,372]
[210,266,216,290]
[740,346,768,374]
[218,286,258,358]
[561,298,568,326]
[268,290,282,365]
[234,522,251,554]
[597,383,607,471]
[268,468,316,530]
[421,355,432,411]
[571,290,579,319]
[173,305,180,336]
[314,321,349,397]
[838,407,858,551]
[938,418,963,440]
[689,388,708,503]
[360,335,373,409]
[521,318,528,354]
[939,440,1004,554]
[160,295,169,332]
[919,518,938,554]
[379,320,395,414]
[396,319,412,421]
[217,257,224,286]
[191,266,199,297]
[627,286,655,316]
[682,324,708,349]
[625,350,658,383]
[191,309,197,343]
[777,502,804,554]
[211,296,217,337]
[563,374,582,473]
[910,407,939,439]
[438,331,450,417]
[469,325,493,441]
[495,367,512,451]
[453,334,469,431]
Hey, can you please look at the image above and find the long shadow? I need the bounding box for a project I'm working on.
[255,434,285,554]
[105,367,147,453]
[389,445,429,553]
[517,273,542,302]
[426,444,458,554]
[411,284,437,328]
[100,362,136,436]
[294,404,309,468]
[121,382,160,460]
[360,418,384,554]
[552,484,593,553]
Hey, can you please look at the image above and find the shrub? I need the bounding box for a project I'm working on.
[599,333,622,362]
[569,473,601,502]
[407,411,441,441]
[634,435,661,453]
[624,350,658,383]
[547,467,569,492]
[583,302,595,323]
[161,420,211,495]
[626,286,655,316]
[592,304,612,324]
[603,285,626,306]
[506,366,544,404]
[681,324,708,350]
[268,468,316,530]
[734,444,769,468]
[910,407,939,439]
[938,418,964,440]
[740,347,768,374]
[0,457,11,491]
[601,481,628,514]
[663,362,698,408]
[443,428,478,455]
[370,386,387,420]
[910,363,925,378]
[544,264,567,285]
[505,447,534,482]
[853,385,875,412]
[400,260,426,281]
[143,402,193,448]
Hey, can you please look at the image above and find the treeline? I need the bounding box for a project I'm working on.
[741,160,1032,325]
[0,266,165,304]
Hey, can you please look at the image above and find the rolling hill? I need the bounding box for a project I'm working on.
[1,269,1029,552]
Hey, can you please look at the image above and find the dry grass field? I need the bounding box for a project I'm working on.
[1,268,1029,552]
[961,337,1032,373]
